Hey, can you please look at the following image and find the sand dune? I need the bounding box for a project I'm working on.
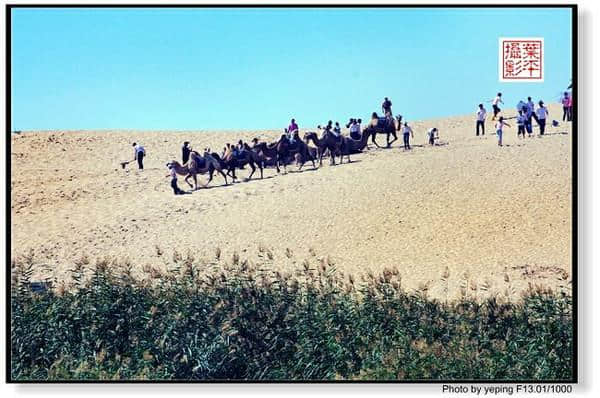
[10,103,572,300]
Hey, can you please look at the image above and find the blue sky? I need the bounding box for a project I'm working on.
[10,7,573,130]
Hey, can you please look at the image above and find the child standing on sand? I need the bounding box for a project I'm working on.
[517,110,526,139]
[495,117,510,146]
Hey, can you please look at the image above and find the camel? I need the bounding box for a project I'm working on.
[303,131,345,166]
[275,133,316,172]
[251,138,281,173]
[216,144,263,181]
[337,130,372,162]
[362,114,402,148]
[169,151,228,190]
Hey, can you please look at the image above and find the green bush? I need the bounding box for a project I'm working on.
[10,254,572,381]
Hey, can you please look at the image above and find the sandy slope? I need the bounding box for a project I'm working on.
[10,103,572,301]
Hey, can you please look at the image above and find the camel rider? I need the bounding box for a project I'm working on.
[182,141,191,164]
[382,97,393,118]
[349,119,361,140]
[320,121,333,138]
[333,122,342,137]
[237,140,246,155]
[291,130,301,144]
[132,142,146,170]
[288,119,299,136]
[166,163,184,195]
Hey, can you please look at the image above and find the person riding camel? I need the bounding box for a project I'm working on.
[382,97,393,119]
[349,119,361,140]
[237,140,246,155]
[332,122,342,137]
[320,120,333,138]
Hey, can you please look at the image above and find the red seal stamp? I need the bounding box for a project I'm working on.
[499,38,544,82]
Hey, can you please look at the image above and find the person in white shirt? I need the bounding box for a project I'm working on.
[536,101,549,135]
[476,104,486,136]
[516,110,527,138]
[427,127,438,146]
[348,119,361,140]
[402,122,414,150]
[491,92,503,120]
[132,142,146,169]
[495,116,510,147]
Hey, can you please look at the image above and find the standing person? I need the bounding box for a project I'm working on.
[382,97,393,118]
[166,163,185,195]
[516,110,526,138]
[491,93,503,120]
[427,128,438,146]
[567,94,573,122]
[476,104,486,136]
[536,101,549,135]
[182,141,191,164]
[527,97,539,125]
[132,142,146,170]
[495,117,510,147]
[401,122,413,150]
[561,92,571,121]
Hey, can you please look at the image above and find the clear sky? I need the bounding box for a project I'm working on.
[10,7,573,130]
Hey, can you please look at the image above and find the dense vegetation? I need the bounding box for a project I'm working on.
[10,251,572,381]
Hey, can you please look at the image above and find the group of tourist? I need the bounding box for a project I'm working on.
[479,91,571,146]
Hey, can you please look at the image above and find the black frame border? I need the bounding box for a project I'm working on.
[5,2,578,385]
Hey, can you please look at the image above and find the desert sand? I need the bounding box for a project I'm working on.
[10,103,572,301]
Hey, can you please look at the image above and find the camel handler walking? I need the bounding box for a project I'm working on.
[166,163,185,195]
[132,142,146,169]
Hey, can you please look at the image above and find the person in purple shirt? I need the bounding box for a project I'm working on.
[287,119,299,142]
[288,119,299,134]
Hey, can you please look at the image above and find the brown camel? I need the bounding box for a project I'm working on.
[303,131,345,166]
[217,144,263,180]
[169,151,228,190]
[251,138,281,173]
[363,114,402,148]
[275,133,316,172]
[337,130,372,162]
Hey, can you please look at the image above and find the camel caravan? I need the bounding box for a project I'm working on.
[161,113,402,193]
[149,97,448,194]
